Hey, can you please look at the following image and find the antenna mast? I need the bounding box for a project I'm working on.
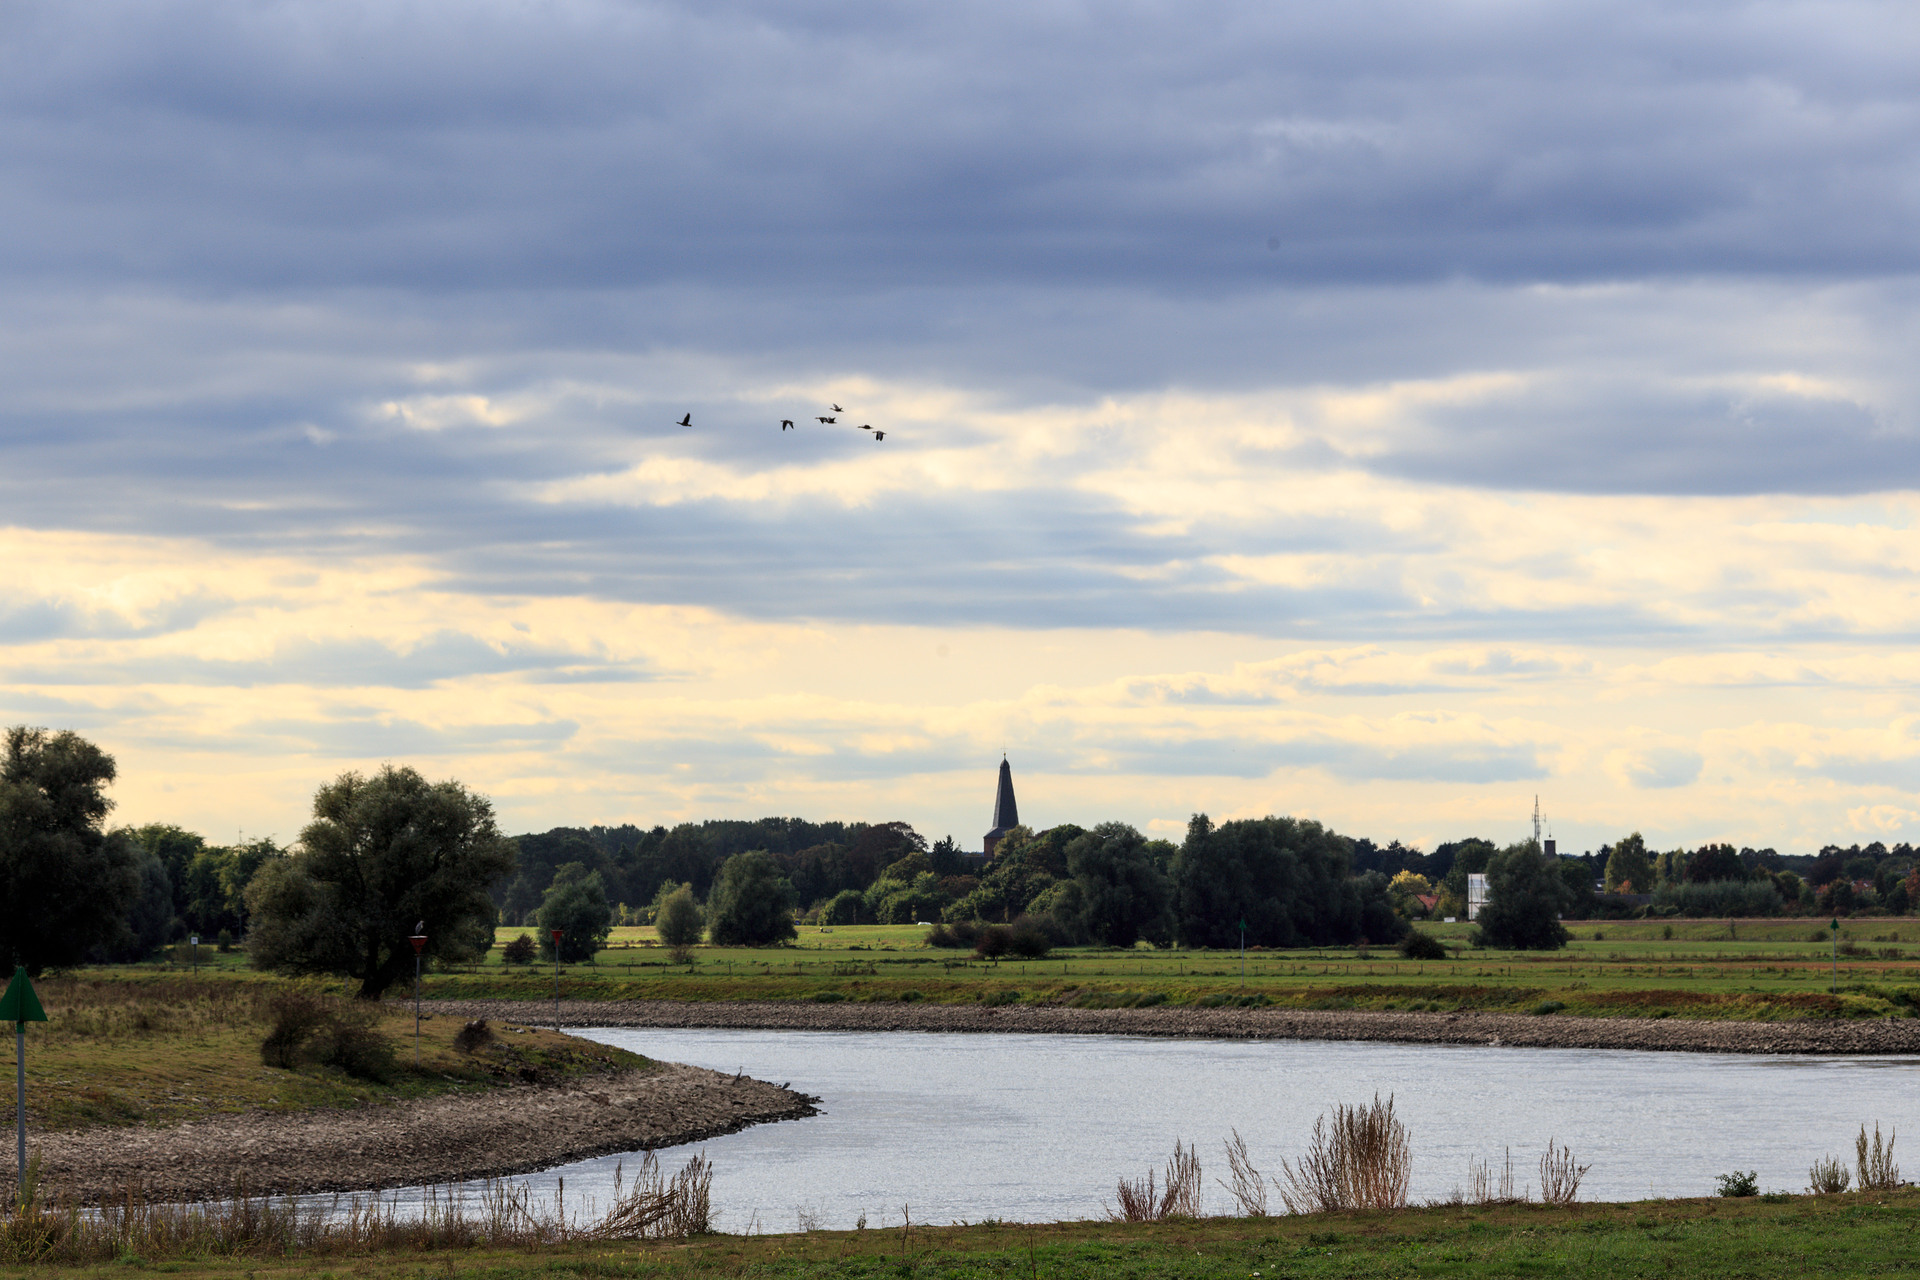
[1532,796,1542,849]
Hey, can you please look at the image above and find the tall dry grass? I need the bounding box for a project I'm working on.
[1110,1140,1202,1222]
[1857,1123,1900,1192]
[1217,1130,1267,1217]
[0,1150,713,1263]
[1537,1140,1589,1206]
[1275,1094,1410,1214]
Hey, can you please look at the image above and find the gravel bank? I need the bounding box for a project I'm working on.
[38,1061,818,1205]
[424,998,1920,1056]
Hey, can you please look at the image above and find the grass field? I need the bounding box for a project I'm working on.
[9,1190,1920,1277]
[435,918,1920,1019]
[15,974,648,1130]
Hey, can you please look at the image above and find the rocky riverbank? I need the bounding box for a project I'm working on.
[424,997,1920,1055]
[37,1061,818,1205]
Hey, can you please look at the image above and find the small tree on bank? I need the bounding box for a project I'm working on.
[247,765,516,997]
[537,862,613,962]
[705,850,797,946]
[654,885,704,960]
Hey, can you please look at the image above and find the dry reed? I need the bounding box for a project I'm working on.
[1274,1094,1410,1214]
[0,1150,714,1263]
[1536,1140,1589,1206]
[1808,1154,1851,1194]
[1110,1140,1203,1221]
[1217,1129,1268,1217]
[1856,1123,1900,1192]
[1464,1148,1522,1205]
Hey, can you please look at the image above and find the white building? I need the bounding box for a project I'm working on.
[1466,873,1489,920]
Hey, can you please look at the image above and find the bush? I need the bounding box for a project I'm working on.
[1808,1154,1851,1194]
[1398,930,1447,961]
[1473,844,1571,950]
[453,1019,494,1053]
[654,886,704,960]
[259,990,395,1081]
[821,889,868,926]
[923,923,971,948]
[974,925,1012,958]
[1007,920,1053,958]
[501,933,537,965]
[1531,1000,1566,1015]
[1715,1170,1759,1198]
[215,929,235,953]
[706,851,799,946]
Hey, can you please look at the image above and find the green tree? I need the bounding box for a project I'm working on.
[654,884,704,956]
[1058,822,1173,947]
[537,862,614,962]
[1604,833,1653,894]
[1685,843,1746,884]
[246,765,516,997]
[705,850,798,945]
[1473,843,1571,950]
[1172,813,1403,949]
[0,727,142,974]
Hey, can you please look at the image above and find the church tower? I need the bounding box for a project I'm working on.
[983,756,1019,858]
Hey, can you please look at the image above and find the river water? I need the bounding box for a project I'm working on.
[393,1028,1920,1229]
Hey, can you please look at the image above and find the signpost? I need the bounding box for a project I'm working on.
[0,967,46,1204]
[1831,917,1841,991]
[409,924,427,1066]
[189,935,199,976]
[551,928,564,1032]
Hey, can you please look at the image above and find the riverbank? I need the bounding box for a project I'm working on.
[423,996,1920,1054]
[35,1061,818,1204]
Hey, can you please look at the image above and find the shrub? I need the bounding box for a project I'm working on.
[810,990,847,1003]
[1652,879,1782,918]
[1398,930,1447,961]
[215,929,235,953]
[1532,1000,1566,1015]
[259,990,395,1081]
[1007,921,1052,958]
[923,924,968,948]
[654,886,704,961]
[1109,1139,1201,1222]
[897,990,924,1002]
[1538,1140,1590,1206]
[1808,1154,1851,1194]
[974,925,1011,958]
[453,1019,494,1053]
[260,991,330,1069]
[1857,1123,1900,1191]
[501,933,537,965]
[1715,1170,1759,1197]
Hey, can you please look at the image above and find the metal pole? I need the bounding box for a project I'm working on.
[553,945,560,1032]
[414,950,422,1066]
[14,1021,23,1204]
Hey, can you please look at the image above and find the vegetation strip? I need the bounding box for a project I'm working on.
[423,997,1920,1054]
[34,1062,815,1205]
[9,1192,1920,1276]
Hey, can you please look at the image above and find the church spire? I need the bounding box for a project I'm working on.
[983,755,1020,857]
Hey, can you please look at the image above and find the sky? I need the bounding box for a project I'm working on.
[5,0,1920,857]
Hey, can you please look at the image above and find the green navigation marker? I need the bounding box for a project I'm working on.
[2,966,44,1206]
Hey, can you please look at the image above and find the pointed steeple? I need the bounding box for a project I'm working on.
[983,755,1020,857]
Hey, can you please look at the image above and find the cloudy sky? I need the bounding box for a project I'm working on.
[5,0,1920,857]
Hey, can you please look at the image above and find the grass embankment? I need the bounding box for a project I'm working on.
[20,974,649,1131]
[20,1192,1920,1278]
[432,918,1920,1021]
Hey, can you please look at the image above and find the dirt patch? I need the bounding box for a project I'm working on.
[424,997,1920,1056]
[36,1058,817,1205]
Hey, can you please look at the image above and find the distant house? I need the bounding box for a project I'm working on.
[1414,893,1439,915]
[1467,873,1489,920]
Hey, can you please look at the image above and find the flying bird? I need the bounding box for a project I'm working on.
[816,416,836,423]
[857,424,872,431]
[830,404,845,413]
[874,431,886,441]
[675,413,691,427]
[781,419,794,431]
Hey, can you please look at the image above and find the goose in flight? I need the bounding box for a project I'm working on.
[675,413,691,427]
[816,416,836,424]
[874,430,886,441]
[830,404,845,413]
[781,419,794,431]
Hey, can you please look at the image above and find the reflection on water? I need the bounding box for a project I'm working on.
[381,1028,1920,1230]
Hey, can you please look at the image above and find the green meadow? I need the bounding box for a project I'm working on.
[434,918,1920,1020]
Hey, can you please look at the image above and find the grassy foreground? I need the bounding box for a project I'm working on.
[14,1192,1920,1278]
[425,918,1920,1020]
[18,974,648,1130]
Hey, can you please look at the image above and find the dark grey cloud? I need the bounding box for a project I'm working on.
[2,1,1915,294]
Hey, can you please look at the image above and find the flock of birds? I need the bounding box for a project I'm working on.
[672,403,885,441]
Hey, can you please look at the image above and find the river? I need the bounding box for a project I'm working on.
[402,1028,1920,1229]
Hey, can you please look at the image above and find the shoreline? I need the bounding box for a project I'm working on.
[37,1061,818,1206]
[423,997,1920,1055]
